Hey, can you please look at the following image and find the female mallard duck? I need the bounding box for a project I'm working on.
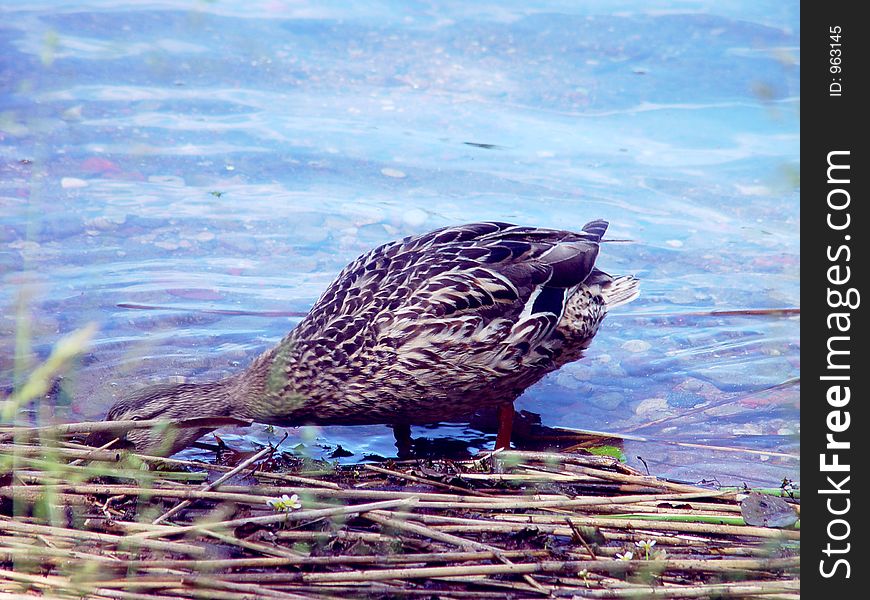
[100,220,638,456]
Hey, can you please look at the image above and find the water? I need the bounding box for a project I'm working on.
[1,1,799,486]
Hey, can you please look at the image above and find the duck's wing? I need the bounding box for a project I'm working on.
[292,221,609,351]
[398,220,607,322]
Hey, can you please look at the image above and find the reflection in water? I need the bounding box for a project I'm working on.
[1,1,798,486]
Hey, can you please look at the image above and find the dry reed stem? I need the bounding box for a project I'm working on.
[0,517,208,557]
[0,417,252,442]
[363,510,549,593]
[129,497,417,539]
[71,574,310,600]
[427,517,799,539]
[362,463,494,497]
[564,579,800,598]
[200,529,305,559]
[1,549,551,572]
[2,482,737,513]
[152,443,275,524]
[241,557,798,583]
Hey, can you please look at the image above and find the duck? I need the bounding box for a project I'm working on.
[97,220,638,457]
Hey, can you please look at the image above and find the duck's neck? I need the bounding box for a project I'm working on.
[186,375,258,420]
[229,342,306,424]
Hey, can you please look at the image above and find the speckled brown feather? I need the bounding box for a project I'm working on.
[236,220,638,426]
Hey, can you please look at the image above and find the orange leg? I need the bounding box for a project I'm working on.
[495,403,514,450]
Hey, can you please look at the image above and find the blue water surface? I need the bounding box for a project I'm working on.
[0,1,799,486]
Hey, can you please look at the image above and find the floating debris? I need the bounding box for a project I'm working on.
[380,167,406,178]
[60,177,88,189]
[740,491,800,528]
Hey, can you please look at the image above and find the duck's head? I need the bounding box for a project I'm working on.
[91,382,233,456]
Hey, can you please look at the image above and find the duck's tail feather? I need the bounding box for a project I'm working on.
[601,275,640,309]
[581,219,609,242]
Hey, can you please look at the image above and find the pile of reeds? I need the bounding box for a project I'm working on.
[0,420,799,599]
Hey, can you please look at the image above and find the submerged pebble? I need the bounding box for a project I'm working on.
[381,168,406,178]
[634,397,669,417]
[621,339,651,353]
[61,177,88,189]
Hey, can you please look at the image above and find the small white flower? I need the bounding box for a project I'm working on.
[265,494,289,508]
[635,539,656,559]
[615,551,634,561]
[266,494,302,511]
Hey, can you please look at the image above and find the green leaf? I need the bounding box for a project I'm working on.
[587,445,626,462]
